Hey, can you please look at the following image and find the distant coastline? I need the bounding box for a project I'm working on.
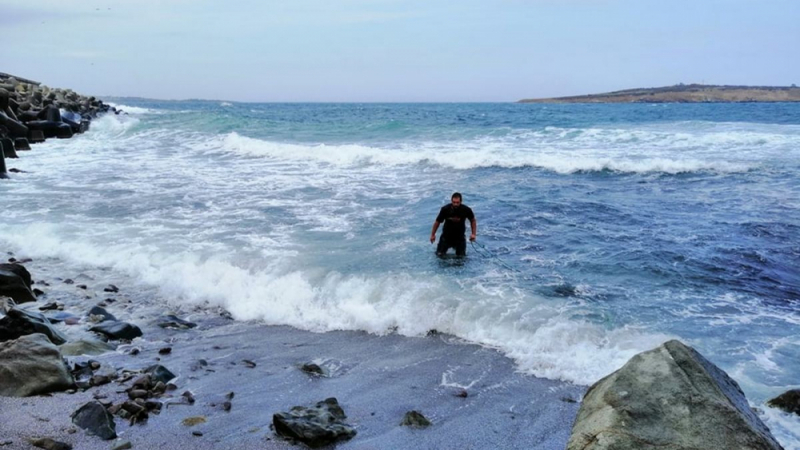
[519,84,800,103]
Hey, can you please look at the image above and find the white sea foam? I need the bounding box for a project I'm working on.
[218,132,759,174]
[1,223,669,386]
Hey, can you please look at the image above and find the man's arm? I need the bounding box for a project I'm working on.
[469,217,477,241]
[430,221,441,243]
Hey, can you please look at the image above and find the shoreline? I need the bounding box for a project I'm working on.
[0,254,584,449]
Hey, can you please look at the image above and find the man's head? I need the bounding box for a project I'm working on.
[451,192,462,207]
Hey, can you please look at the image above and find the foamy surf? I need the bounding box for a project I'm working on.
[0,222,671,386]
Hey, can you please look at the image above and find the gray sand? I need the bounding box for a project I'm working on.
[0,260,584,449]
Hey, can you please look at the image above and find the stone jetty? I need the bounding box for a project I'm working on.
[0,72,115,178]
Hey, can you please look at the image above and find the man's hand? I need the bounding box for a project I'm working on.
[469,233,476,242]
[430,234,436,244]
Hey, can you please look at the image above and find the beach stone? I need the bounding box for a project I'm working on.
[110,440,132,450]
[0,264,36,304]
[38,302,59,311]
[71,401,117,440]
[90,321,142,340]
[156,314,197,329]
[400,410,431,428]
[59,339,115,356]
[301,363,327,377]
[767,389,800,416]
[566,340,784,450]
[273,397,356,448]
[145,364,176,384]
[0,333,74,396]
[87,305,117,322]
[29,437,72,450]
[104,285,119,293]
[0,307,68,345]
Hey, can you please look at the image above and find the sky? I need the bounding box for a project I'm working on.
[1,0,798,102]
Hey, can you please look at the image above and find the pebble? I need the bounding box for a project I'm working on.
[158,347,172,355]
[111,440,132,450]
[192,431,203,437]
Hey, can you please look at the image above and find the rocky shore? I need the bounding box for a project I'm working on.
[2,258,796,449]
[0,72,117,179]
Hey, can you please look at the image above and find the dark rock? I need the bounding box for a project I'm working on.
[273,398,356,448]
[76,284,87,290]
[192,431,203,437]
[222,401,232,412]
[767,389,800,416]
[226,391,234,400]
[90,321,142,340]
[90,375,111,386]
[128,347,140,356]
[0,138,17,158]
[104,285,119,293]
[242,359,256,368]
[13,137,30,151]
[145,364,176,384]
[128,389,149,400]
[0,263,32,289]
[156,314,197,330]
[38,302,59,311]
[182,390,196,404]
[0,307,68,344]
[87,306,116,322]
[566,340,784,450]
[158,347,172,355]
[29,437,72,450]
[0,333,74,396]
[300,363,327,377]
[63,279,74,285]
[33,288,46,297]
[71,401,116,440]
[400,410,431,428]
[29,129,45,143]
[0,264,36,304]
[59,339,115,356]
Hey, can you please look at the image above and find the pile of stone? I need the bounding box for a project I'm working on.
[0,72,114,178]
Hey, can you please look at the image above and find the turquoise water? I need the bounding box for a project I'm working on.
[2,101,799,444]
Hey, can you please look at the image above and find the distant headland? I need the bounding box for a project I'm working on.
[519,84,800,103]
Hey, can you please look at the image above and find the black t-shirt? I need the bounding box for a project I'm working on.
[436,204,474,239]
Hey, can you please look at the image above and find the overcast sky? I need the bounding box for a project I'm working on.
[1,0,798,102]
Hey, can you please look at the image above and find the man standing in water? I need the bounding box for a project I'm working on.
[430,192,477,257]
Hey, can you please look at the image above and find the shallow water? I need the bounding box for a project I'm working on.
[2,101,799,446]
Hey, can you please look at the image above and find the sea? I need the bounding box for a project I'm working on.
[2,101,799,447]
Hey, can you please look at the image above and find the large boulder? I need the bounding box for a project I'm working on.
[273,398,357,448]
[567,340,784,450]
[0,307,67,344]
[0,333,74,396]
[0,264,36,304]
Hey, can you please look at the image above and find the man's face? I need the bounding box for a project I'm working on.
[451,197,461,207]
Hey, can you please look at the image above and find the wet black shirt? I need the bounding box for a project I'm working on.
[436,204,475,240]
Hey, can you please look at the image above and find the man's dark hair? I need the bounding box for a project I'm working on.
[451,192,462,201]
